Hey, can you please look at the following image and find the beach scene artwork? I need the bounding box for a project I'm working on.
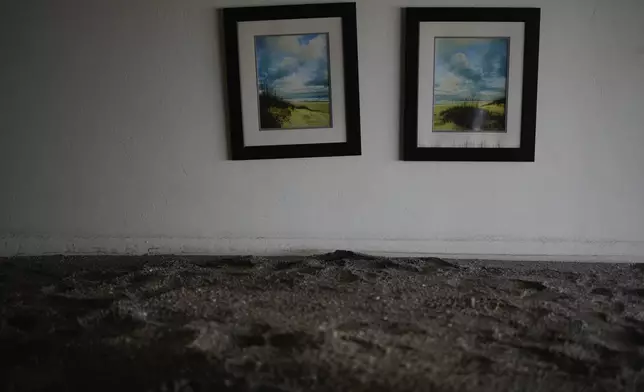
[254,33,332,130]
[432,37,509,132]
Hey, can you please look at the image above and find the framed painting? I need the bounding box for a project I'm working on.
[401,8,540,161]
[221,3,361,160]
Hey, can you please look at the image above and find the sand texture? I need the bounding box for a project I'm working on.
[2,251,644,391]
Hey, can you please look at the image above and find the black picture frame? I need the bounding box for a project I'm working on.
[401,8,540,162]
[221,3,361,160]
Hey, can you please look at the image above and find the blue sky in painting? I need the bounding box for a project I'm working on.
[255,33,330,102]
[434,38,508,103]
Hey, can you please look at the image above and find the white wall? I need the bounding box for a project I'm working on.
[1,0,644,260]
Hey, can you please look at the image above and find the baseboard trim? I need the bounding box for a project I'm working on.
[2,234,643,262]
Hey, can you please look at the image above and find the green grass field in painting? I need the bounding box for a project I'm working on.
[261,94,331,129]
[282,101,330,128]
[433,100,506,131]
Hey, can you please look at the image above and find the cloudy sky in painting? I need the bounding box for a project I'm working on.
[255,33,330,101]
[433,38,508,103]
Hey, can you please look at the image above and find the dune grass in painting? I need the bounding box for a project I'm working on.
[433,98,506,131]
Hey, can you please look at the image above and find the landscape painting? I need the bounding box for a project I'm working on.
[254,33,332,130]
[432,38,509,132]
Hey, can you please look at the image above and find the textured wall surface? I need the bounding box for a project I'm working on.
[1,0,644,259]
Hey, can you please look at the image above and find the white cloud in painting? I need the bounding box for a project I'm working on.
[274,68,313,93]
[434,72,470,95]
[433,38,509,103]
[268,34,327,60]
[256,33,330,100]
[278,57,299,70]
[449,53,470,71]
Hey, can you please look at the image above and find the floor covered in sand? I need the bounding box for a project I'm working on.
[2,251,644,391]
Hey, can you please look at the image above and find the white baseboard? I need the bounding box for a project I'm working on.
[1,234,643,262]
